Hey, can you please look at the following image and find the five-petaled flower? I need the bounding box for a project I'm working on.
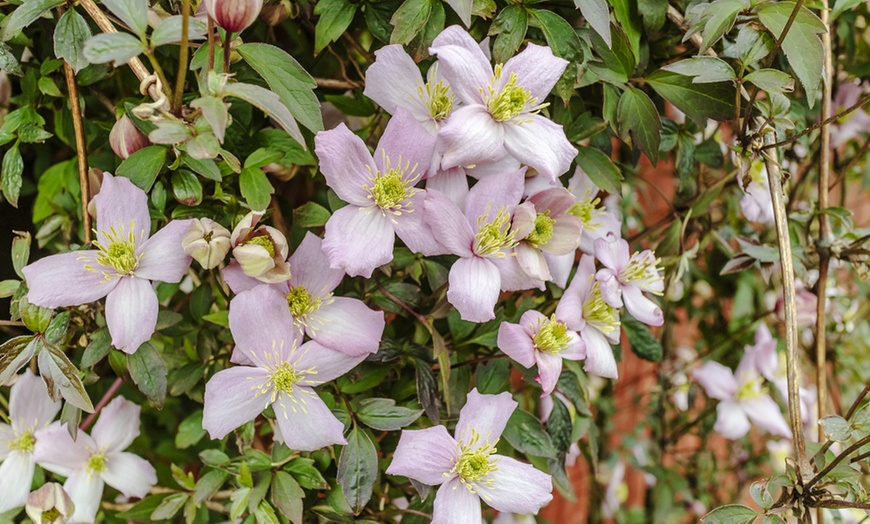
[594,234,665,327]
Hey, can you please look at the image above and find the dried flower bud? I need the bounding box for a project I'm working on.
[26,483,75,524]
[205,0,264,33]
[230,211,291,283]
[183,218,232,269]
[109,115,150,159]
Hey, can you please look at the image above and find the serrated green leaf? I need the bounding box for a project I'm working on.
[356,398,423,431]
[529,9,583,61]
[617,87,661,163]
[102,0,148,37]
[700,504,758,524]
[82,32,146,66]
[239,166,274,211]
[622,315,663,362]
[292,201,331,228]
[389,0,431,45]
[0,335,36,385]
[53,10,91,73]
[223,82,304,145]
[1,142,23,207]
[271,471,304,524]
[662,57,736,84]
[489,5,528,64]
[39,340,94,412]
[1,0,65,40]
[314,0,358,54]
[575,146,622,196]
[503,409,558,458]
[337,427,378,514]
[151,493,188,521]
[647,69,736,124]
[127,342,167,407]
[698,0,747,54]
[194,469,229,503]
[744,69,794,95]
[116,145,167,191]
[0,43,22,76]
[574,0,610,46]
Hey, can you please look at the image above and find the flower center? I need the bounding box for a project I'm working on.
[87,452,106,474]
[9,430,35,452]
[92,222,142,276]
[473,206,518,257]
[420,76,454,122]
[582,282,620,334]
[533,316,572,354]
[245,235,276,257]
[526,212,555,247]
[567,195,601,227]
[621,251,664,293]
[272,362,299,394]
[736,373,766,401]
[42,509,61,522]
[365,155,421,214]
[486,65,541,122]
[448,429,499,495]
[286,286,322,318]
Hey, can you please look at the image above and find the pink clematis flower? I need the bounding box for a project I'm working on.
[593,234,665,327]
[22,174,193,354]
[511,188,583,282]
[202,285,363,450]
[222,232,385,357]
[229,210,292,283]
[316,108,442,278]
[692,352,792,440]
[0,370,61,514]
[429,26,576,183]
[386,389,553,524]
[497,310,585,396]
[737,161,774,225]
[423,169,544,322]
[33,397,157,524]
[557,255,621,379]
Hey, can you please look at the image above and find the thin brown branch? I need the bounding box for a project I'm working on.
[0,320,25,326]
[806,434,870,491]
[207,17,215,71]
[172,0,191,113]
[763,93,870,151]
[831,138,870,190]
[666,5,717,57]
[315,77,362,90]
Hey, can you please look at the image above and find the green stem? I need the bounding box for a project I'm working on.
[172,0,190,114]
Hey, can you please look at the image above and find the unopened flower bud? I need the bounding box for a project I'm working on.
[20,295,53,333]
[230,211,291,283]
[26,483,75,524]
[183,218,232,269]
[109,115,150,159]
[205,0,264,33]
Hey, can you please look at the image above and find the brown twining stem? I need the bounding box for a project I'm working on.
[58,6,92,243]
[207,17,216,72]
[172,0,191,113]
[762,93,870,151]
[80,377,124,430]
[805,434,870,491]
[762,134,809,475]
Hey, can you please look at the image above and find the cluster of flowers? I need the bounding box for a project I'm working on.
[10,25,669,523]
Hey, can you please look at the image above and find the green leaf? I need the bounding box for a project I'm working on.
[80,328,112,367]
[176,410,206,448]
[819,414,851,442]
[503,409,559,458]
[0,335,37,385]
[356,398,423,431]
[171,169,203,206]
[191,96,229,143]
[53,10,91,73]
[151,15,207,47]
[0,43,21,77]
[116,145,167,191]
[608,0,641,59]
[223,82,304,145]
[389,0,431,45]
[0,280,19,298]
[1,0,65,40]
[285,458,330,489]
[744,69,794,95]
[151,493,188,521]
[757,1,825,108]
[547,396,572,453]
[11,230,30,279]
[1,142,23,207]
[662,57,736,84]
[617,87,661,163]
[45,311,69,344]
[117,495,172,520]
[475,357,510,394]
[271,471,304,524]
[574,0,610,46]
[647,70,736,124]
[127,342,168,408]
[40,340,94,412]
[851,402,870,437]
[575,146,622,196]
[622,315,663,362]
[700,504,758,524]
[529,10,583,61]
[239,166,274,211]
[82,32,146,66]
[180,154,222,181]
[832,0,864,20]
[698,0,747,54]
[254,501,280,524]
[337,427,378,514]
[314,0,358,54]
[292,201,331,228]
[587,24,635,85]
[102,0,148,37]
[244,148,284,170]
[194,469,229,503]
[489,5,528,64]
[736,24,774,67]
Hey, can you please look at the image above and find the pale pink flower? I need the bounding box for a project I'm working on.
[34,397,157,524]
[25,482,75,524]
[737,162,774,225]
[22,173,193,353]
[511,188,582,282]
[386,389,553,524]
[205,0,263,32]
[594,234,665,327]
[183,218,232,270]
[229,211,291,283]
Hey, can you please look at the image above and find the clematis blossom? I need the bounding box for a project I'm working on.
[594,234,665,327]
[229,210,291,283]
[22,173,193,354]
[429,26,576,183]
[497,310,585,396]
[222,232,385,357]
[0,370,61,514]
[33,397,157,524]
[316,108,443,278]
[511,188,583,282]
[202,285,364,450]
[386,389,553,524]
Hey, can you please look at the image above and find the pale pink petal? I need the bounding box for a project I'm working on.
[426,168,469,208]
[392,192,448,256]
[516,243,551,281]
[101,451,156,498]
[511,201,537,240]
[364,45,428,119]
[33,422,96,477]
[91,397,140,452]
[105,277,158,354]
[742,396,793,438]
[65,470,104,524]
[497,322,537,368]
[0,423,12,460]
[519,309,547,328]
[484,456,553,514]
[501,43,568,102]
[557,257,596,331]
[528,188,575,216]
[0,450,33,512]
[288,233,344,297]
[545,252,575,289]
[202,366,271,439]
[713,400,751,440]
[543,215,583,255]
[444,0,472,26]
[456,389,517,444]
[535,351,563,397]
[375,108,437,179]
[221,260,265,294]
[447,257,500,322]
[594,236,627,272]
[294,341,366,382]
[386,426,458,485]
[432,477,482,524]
[229,285,303,365]
[430,26,492,105]
[437,105,505,170]
[94,173,151,244]
[322,206,395,278]
[595,268,623,308]
[580,326,618,379]
[22,251,115,308]
[306,298,385,357]
[464,168,525,226]
[9,369,60,433]
[273,389,347,451]
[502,116,575,183]
[135,219,194,282]
[423,189,474,257]
[622,285,663,327]
[692,361,738,401]
[490,256,545,292]
[314,124,377,206]
[560,331,585,360]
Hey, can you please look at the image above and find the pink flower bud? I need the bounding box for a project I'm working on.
[109,114,150,159]
[205,0,264,33]
[230,211,291,283]
[183,218,232,269]
[25,483,75,524]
